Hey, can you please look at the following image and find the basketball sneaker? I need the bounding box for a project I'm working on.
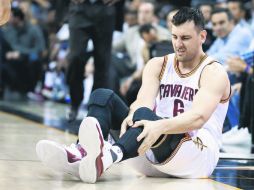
[78,117,113,183]
[36,140,86,178]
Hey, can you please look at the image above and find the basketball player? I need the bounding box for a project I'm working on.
[0,0,11,26]
[36,7,231,183]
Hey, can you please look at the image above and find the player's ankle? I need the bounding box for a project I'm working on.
[110,145,123,163]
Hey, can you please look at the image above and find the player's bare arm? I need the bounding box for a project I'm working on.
[133,62,230,155]
[0,0,11,26]
[120,56,163,137]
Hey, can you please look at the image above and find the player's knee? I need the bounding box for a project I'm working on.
[133,107,153,122]
[88,88,114,108]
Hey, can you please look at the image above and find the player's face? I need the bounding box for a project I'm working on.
[0,0,11,26]
[171,21,206,63]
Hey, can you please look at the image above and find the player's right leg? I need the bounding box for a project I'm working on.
[78,107,162,183]
[78,88,129,183]
[37,88,129,181]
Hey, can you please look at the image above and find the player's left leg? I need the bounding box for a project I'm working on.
[36,140,86,178]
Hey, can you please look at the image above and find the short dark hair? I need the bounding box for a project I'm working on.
[11,7,25,21]
[171,7,205,31]
[211,8,234,21]
[139,24,156,35]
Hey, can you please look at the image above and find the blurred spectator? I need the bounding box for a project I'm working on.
[123,23,173,105]
[223,50,254,145]
[0,0,11,98]
[140,23,173,63]
[214,0,228,8]
[110,1,170,98]
[207,8,252,64]
[191,0,216,7]
[2,7,45,94]
[198,3,216,51]
[227,0,252,33]
[250,0,254,35]
[0,0,11,26]
[207,8,252,133]
[226,36,254,92]
[198,3,213,29]
[66,0,124,122]
[166,8,179,31]
[123,8,138,32]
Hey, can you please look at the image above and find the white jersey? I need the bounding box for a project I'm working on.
[128,54,230,178]
[155,53,229,148]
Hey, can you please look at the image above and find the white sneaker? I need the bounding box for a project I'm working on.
[222,126,239,139]
[222,128,251,145]
[78,117,110,183]
[36,140,86,178]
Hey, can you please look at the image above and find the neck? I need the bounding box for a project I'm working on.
[178,50,206,71]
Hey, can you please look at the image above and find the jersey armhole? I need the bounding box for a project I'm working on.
[198,61,231,104]
[159,55,168,81]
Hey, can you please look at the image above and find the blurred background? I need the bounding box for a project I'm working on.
[0,0,254,155]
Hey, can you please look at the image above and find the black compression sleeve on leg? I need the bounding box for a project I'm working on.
[114,127,143,160]
[86,88,129,139]
[114,107,161,161]
[151,133,186,163]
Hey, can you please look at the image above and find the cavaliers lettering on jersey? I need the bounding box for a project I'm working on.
[155,53,229,148]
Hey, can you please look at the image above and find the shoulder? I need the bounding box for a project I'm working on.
[145,55,169,68]
[232,25,252,40]
[143,56,167,77]
[203,61,227,77]
[210,38,221,46]
[200,61,229,87]
[207,38,220,52]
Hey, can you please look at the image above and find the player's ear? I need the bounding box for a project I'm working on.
[200,30,207,44]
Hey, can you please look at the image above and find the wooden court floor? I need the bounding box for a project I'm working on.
[0,111,243,190]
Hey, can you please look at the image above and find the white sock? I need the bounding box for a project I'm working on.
[110,145,123,163]
[101,144,123,171]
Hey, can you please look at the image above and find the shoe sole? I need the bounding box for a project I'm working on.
[36,140,79,178]
[78,117,104,183]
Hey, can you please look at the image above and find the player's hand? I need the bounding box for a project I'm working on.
[120,113,134,137]
[102,0,121,6]
[132,120,163,155]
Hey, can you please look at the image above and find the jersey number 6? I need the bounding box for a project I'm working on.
[173,99,184,117]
